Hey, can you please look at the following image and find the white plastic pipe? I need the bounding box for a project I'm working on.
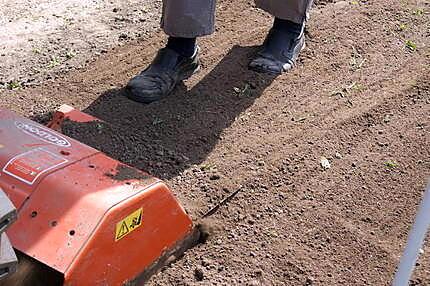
[393,183,430,286]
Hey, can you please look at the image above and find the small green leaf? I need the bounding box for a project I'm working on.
[66,50,76,59]
[413,8,424,16]
[405,40,417,51]
[152,118,163,125]
[200,163,216,171]
[48,56,61,68]
[385,161,398,168]
[398,23,407,31]
[7,81,22,90]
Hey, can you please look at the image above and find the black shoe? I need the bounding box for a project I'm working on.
[126,47,200,103]
[249,26,305,75]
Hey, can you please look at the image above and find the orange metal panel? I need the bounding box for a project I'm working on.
[65,182,192,286]
[0,108,194,285]
[0,109,98,209]
[8,154,161,273]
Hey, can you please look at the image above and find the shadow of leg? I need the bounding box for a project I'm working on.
[70,45,277,179]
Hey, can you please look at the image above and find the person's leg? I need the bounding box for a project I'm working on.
[126,0,216,104]
[255,0,313,24]
[249,0,314,74]
[161,0,217,38]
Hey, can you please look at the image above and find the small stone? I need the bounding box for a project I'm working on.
[333,1,348,10]
[335,152,342,159]
[383,115,391,123]
[210,173,221,180]
[305,277,314,285]
[201,258,212,267]
[320,157,331,170]
[194,267,204,281]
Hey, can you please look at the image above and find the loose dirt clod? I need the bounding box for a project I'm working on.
[194,267,204,281]
[196,219,224,244]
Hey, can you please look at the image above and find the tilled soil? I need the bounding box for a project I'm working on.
[0,0,161,88]
[1,0,429,285]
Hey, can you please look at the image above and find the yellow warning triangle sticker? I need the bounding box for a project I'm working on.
[115,208,143,241]
[116,221,130,240]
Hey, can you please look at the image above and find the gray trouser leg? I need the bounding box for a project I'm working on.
[255,0,314,24]
[161,0,314,38]
[161,0,217,37]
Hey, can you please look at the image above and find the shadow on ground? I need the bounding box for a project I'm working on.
[63,45,276,179]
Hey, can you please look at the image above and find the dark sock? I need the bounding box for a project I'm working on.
[272,18,304,36]
[262,18,304,53]
[166,37,197,58]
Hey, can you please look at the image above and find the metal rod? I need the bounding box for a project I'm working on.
[393,183,430,286]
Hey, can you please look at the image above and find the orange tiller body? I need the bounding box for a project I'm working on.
[0,107,193,285]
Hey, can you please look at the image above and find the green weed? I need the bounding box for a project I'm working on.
[7,81,22,90]
[405,40,417,51]
[66,50,76,60]
[48,56,61,68]
[385,161,398,169]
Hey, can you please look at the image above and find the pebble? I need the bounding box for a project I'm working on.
[194,267,204,281]
[334,1,349,10]
[305,277,314,285]
[210,173,221,180]
[201,257,212,267]
[119,33,128,39]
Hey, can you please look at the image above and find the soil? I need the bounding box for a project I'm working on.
[1,0,429,285]
[105,164,152,181]
[0,251,63,286]
[0,0,161,88]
